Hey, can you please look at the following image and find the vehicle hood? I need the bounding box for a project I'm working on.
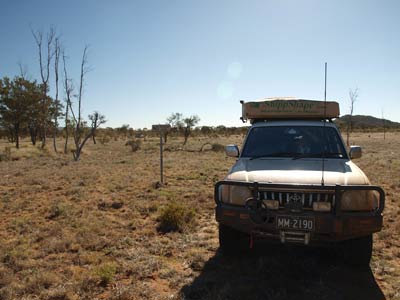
[226,158,369,185]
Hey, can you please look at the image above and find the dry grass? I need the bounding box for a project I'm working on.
[0,132,398,300]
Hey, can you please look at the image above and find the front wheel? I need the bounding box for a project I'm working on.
[340,234,373,267]
[219,224,249,256]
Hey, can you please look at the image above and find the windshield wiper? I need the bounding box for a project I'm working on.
[292,152,344,160]
[250,152,344,160]
[249,152,299,160]
[323,152,344,158]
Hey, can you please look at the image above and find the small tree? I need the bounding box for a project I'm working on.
[166,113,200,145]
[200,126,212,137]
[182,115,200,145]
[116,124,130,140]
[0,77,42,148]
[166,112,183,143]
[346,88,358,146]
[89,112,106,144]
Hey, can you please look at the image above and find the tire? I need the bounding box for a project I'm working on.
[219,224,249,256]
[340,234,373,267]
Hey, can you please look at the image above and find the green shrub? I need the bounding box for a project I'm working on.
[47,201,68,219]
[157,201,195,233]
[94,262,117,286]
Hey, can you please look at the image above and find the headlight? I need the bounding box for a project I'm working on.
[341,190,379,211]
[219,185,252,205]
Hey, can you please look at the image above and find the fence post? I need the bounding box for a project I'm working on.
[152,124,171,185]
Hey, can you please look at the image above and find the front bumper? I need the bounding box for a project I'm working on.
[215,181,385,245]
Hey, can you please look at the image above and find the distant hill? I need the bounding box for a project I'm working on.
[335,115,400,130]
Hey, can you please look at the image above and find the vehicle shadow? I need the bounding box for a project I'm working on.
[181,243,385,300]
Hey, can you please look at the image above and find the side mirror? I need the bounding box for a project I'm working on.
[349,146,362,159]
[225,144,240,157]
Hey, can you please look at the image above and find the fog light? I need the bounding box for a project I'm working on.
[313,202,331,212]
[264,200,279,210]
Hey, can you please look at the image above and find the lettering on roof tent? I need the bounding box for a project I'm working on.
[242,99,340,120]
[250,100,317,113]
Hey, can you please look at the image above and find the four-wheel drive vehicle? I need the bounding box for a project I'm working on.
[215,98,385,266]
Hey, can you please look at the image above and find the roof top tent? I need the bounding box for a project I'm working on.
[240,97,340,123]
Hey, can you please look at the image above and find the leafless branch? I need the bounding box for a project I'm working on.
[62,50,77,124]
[77,45,89,127]
[17,61,29,79]
[347,88,359,146]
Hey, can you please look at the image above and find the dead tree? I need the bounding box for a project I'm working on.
[65,46,106,161]
[31,27,56,149]
[53,37,61,152]
[62,50,73,154]
[346,88,358,146]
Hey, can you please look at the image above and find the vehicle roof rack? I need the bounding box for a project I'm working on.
[240,97,340,123]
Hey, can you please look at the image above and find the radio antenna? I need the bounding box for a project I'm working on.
[321,62,327,186]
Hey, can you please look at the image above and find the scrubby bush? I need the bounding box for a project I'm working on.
[99,135,111,145]
[211,143,225,152]
[94,262,117,286]
[47,201,68,219]
[0,146,11,161]
[125,140,141,152]
[157,201,195,233]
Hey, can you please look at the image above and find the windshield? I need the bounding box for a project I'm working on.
[241,126,347,159]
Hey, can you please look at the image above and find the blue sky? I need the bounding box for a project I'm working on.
[1,0,399,128]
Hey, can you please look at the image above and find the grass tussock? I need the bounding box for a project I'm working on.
[93,262,118,286]
[157,201,196,233]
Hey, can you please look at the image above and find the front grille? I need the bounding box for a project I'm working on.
[258,190,335,210]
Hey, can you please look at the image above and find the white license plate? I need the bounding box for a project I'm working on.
[277,216,315,231]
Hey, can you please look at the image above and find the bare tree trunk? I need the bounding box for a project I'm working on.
[62,50,72,154]
[183,127,190,145]
[52,123,57,152]
[29,125,37,145]
[15,123,20,149]
[64,104,69,153]
[53,38,61,153]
